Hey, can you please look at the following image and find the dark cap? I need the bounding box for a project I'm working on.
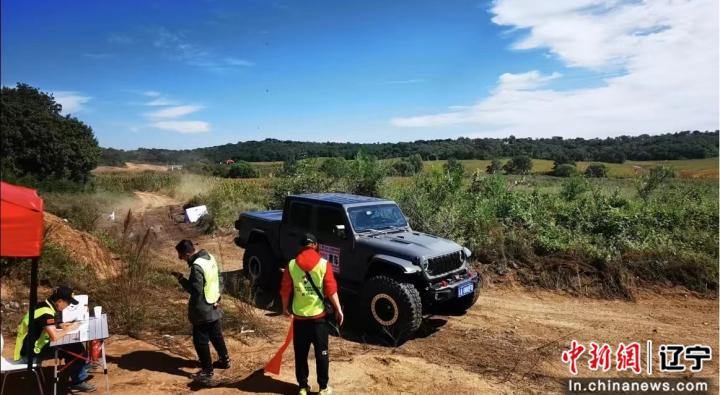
[51,286,79,305]
[300,233,317,246]
[175,239,195,255]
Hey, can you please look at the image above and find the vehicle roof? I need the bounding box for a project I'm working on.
[290,193,392,206]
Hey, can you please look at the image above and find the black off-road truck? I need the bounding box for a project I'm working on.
[234,193,479,339]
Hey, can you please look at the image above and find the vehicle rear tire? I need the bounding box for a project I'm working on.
[361,276,422,343]
[242,241,280,292]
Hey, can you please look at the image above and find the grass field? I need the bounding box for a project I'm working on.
[422,157,719,178]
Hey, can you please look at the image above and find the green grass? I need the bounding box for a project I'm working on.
[422,157,719,178]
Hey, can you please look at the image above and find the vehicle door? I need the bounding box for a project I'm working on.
[279,200,314,262]
[313,204,353,282]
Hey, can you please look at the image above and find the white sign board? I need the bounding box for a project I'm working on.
[62,294,89,322]
[185,205,209,223]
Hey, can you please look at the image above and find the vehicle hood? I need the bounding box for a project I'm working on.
[357,230,462,261]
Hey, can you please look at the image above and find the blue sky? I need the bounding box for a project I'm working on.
[2,0,717,149]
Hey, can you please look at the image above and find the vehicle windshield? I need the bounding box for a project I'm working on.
[348,204,408,233]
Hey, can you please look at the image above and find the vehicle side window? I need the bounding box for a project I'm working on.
[316,206,345,238]
[289,202,312,228]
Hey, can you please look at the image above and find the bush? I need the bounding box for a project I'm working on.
[342,152,387,196]
[554,163,577,177]
[227,161,259,179]
[503,156,532,174]
[390,155,423,177]
[637,165,676,200]
[585,163,608,178]
[486,159,502,174]
[319,157,349,179]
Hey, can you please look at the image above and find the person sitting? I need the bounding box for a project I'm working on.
[14,286,96,393]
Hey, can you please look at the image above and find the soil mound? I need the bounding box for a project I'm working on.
[44,212,120,279]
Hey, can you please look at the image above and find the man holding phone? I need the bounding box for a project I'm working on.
[14,286,96,393]
[173,239,230,385]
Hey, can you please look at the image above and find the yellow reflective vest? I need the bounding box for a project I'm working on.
[288,258,327,317]
[14,300,56,360]
[194,253,221,304]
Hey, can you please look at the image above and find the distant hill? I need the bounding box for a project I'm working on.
[100,130,719,166]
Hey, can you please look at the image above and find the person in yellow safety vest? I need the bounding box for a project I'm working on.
[14,286,96,393]
[173,239,230,385]
[280,233,344,395]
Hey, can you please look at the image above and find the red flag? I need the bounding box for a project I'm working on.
[264,317,294,375]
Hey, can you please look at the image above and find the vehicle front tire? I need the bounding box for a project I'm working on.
[361,275,422,343]
[242,241,280,292]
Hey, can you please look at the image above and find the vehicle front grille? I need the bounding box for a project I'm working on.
[426,251,463,276]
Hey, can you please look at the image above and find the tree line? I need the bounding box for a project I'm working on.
[101,131,719,166]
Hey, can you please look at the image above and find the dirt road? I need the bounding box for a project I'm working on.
[4,192,716,394]
[84,286,719,394]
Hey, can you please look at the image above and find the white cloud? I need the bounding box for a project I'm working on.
[391,0,719,137]
[145,97,179,106]
[150,121,211,134]
[152,27,254,73]
[138,91,211,133]
[224,57,254,67]
[145,105,203,119]
[53,91,91,114]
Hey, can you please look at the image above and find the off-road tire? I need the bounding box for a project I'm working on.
[242,241,279,291]
[361,275,422,342]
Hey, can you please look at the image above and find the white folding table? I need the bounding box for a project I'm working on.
[49,314,109,395]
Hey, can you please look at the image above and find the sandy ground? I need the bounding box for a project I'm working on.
[2,192,717,394]
[92,163,172,173]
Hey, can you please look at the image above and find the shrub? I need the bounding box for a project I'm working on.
[503,156,533,174]
[585,163,608,178]
[486,159,502,174]
[559,176,590,201]
[342,152,387,196]
[227,161,259,179]
[554,163,577,177]
[637,165,676,200]
[319,157,349,179]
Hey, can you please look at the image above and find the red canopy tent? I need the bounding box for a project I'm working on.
[1,181,45,372]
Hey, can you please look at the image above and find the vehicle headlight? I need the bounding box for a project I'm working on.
[416,257,428,269]
[462,247,472,259]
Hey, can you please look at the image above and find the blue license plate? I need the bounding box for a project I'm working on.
[458,282,474,297]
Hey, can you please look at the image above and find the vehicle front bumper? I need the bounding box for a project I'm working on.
[426,270,480,303]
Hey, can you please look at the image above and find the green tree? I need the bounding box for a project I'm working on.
[344,152,387,196]
[584,163,608,178]
[227,161,259,178]
[486,158,502,174]
[553,163,577,177]
[443,158,464,177]
[319,157,348,179]
[1,83,101,184]
[503,156,532,175]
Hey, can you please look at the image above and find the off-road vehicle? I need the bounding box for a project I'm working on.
[234,193,479,339]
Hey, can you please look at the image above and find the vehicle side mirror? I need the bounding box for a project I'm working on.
[333,224,346,239]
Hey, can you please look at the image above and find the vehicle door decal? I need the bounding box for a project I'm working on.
[319,244,341,273]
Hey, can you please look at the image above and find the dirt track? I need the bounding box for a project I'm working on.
[3,192,718,394]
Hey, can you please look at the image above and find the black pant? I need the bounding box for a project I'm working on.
[192,319,229,372]
[293,318,329,390]
[23,343,89,383]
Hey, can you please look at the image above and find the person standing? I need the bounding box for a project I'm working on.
[173,239,230,384]
[280,233,344,395]
[14,286,96,393]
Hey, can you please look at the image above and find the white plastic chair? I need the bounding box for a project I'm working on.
[1,334,45,395]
